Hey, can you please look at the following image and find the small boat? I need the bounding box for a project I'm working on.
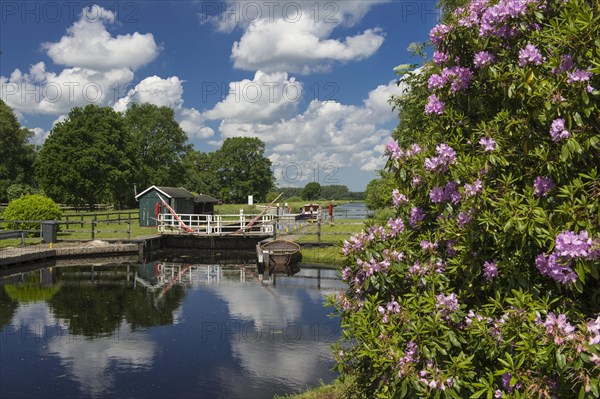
[301,203,321,221]
[257,239,301,276]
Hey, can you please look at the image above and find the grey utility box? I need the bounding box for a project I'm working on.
[41,221,58,243]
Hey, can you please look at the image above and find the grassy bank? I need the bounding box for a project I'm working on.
[274,378,352,399]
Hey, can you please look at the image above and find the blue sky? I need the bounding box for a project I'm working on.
[0,1,439,191]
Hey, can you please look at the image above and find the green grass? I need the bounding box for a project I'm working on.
[273,378,353,399]
[0,211,154,248]
[293,220,364,244]
[300,246,345,265]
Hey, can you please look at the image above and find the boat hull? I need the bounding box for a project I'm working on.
[258,239,302,276]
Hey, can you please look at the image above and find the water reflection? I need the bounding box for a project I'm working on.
[0,261,342,399]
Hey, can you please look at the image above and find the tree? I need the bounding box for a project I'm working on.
[0,100,36,201]
[213,137,274,203]
[181,150,220,196]
[364,172,397,210]
[302,182,322,201]
[34,105,133,210]
[321,184,351,200]
[125,103,190,190]
[332,0,600,397]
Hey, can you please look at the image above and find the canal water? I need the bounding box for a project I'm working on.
[0,259,343,399]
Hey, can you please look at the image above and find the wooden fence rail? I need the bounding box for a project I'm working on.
[0,218,132,240]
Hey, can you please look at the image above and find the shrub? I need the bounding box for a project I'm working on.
[331,0,599,397]
[3,195,62,232]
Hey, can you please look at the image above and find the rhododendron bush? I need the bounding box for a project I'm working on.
[330,0,599,397]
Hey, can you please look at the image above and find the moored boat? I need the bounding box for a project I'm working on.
[258,239,301,276]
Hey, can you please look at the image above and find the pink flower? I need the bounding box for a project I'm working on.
[518,44,543,66]
[425,94,445,115]
[479,137,496,151]
[549,118,570,142]
[473,51,495,68]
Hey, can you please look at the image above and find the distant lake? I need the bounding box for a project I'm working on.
[333,202,373,219]
[0,260,343,399]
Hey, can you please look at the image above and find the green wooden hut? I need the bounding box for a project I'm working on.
[135,186,196,227]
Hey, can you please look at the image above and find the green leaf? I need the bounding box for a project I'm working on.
[573,112,583,127]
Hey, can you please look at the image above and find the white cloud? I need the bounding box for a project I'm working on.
[202,0,387,74]
[113,75,185,112]
[204,70,301,123]
[206,79,402,185]
[47,321,155,397]
[1,62,134,115]
[30,127,49,145]
[113,75,214,140]
[0,5,159,118]
[43,5,159,71]
[232,19,384,74]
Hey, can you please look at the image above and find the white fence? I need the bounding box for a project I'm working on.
[157,213,275,236]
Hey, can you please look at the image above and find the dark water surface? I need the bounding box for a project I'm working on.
[0,260,343,399]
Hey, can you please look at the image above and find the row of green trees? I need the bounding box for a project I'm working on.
[275,183,365,202]
[1,100,275,209]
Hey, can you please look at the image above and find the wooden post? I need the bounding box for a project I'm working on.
[317,220,321,242]
[118,211,121,225]
[127,220,131,240]
[80,215,84,228]
[66,214,69,229]
[91,220,95,240]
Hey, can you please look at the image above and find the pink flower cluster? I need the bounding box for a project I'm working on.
[429,24,452,45]
[427,66,474,93]
[417,360,455,391]
[446,0,538,39]
[464,179,483,197]
[549,118,570,142]
[378,298,401,323]
[457,211,472,227]
[429,181,462,204]
[541,312,575,345]
[483,260,498,280]
[436,292,460,318]
[555,230,600,259]
[408,259,445,277]
[518,44,543,66]
[424,144,457,173]
[387,217,406,237]
[587,316,600,346]
[384,140,423,160]
[533,176,555,196]
[535,253,577,284]
[433,51,449,66]
[425,94,445,115]
[397,341,418,378]
[358,257,391,277]
[410,207,426,228]
[535,230,599,284]
[479,137,496,151]
[420,240,438,251]
[473,51,495,68]
[392,189,408,208]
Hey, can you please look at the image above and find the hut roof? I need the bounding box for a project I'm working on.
[135,185,195,200]
[194,194,219,203]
